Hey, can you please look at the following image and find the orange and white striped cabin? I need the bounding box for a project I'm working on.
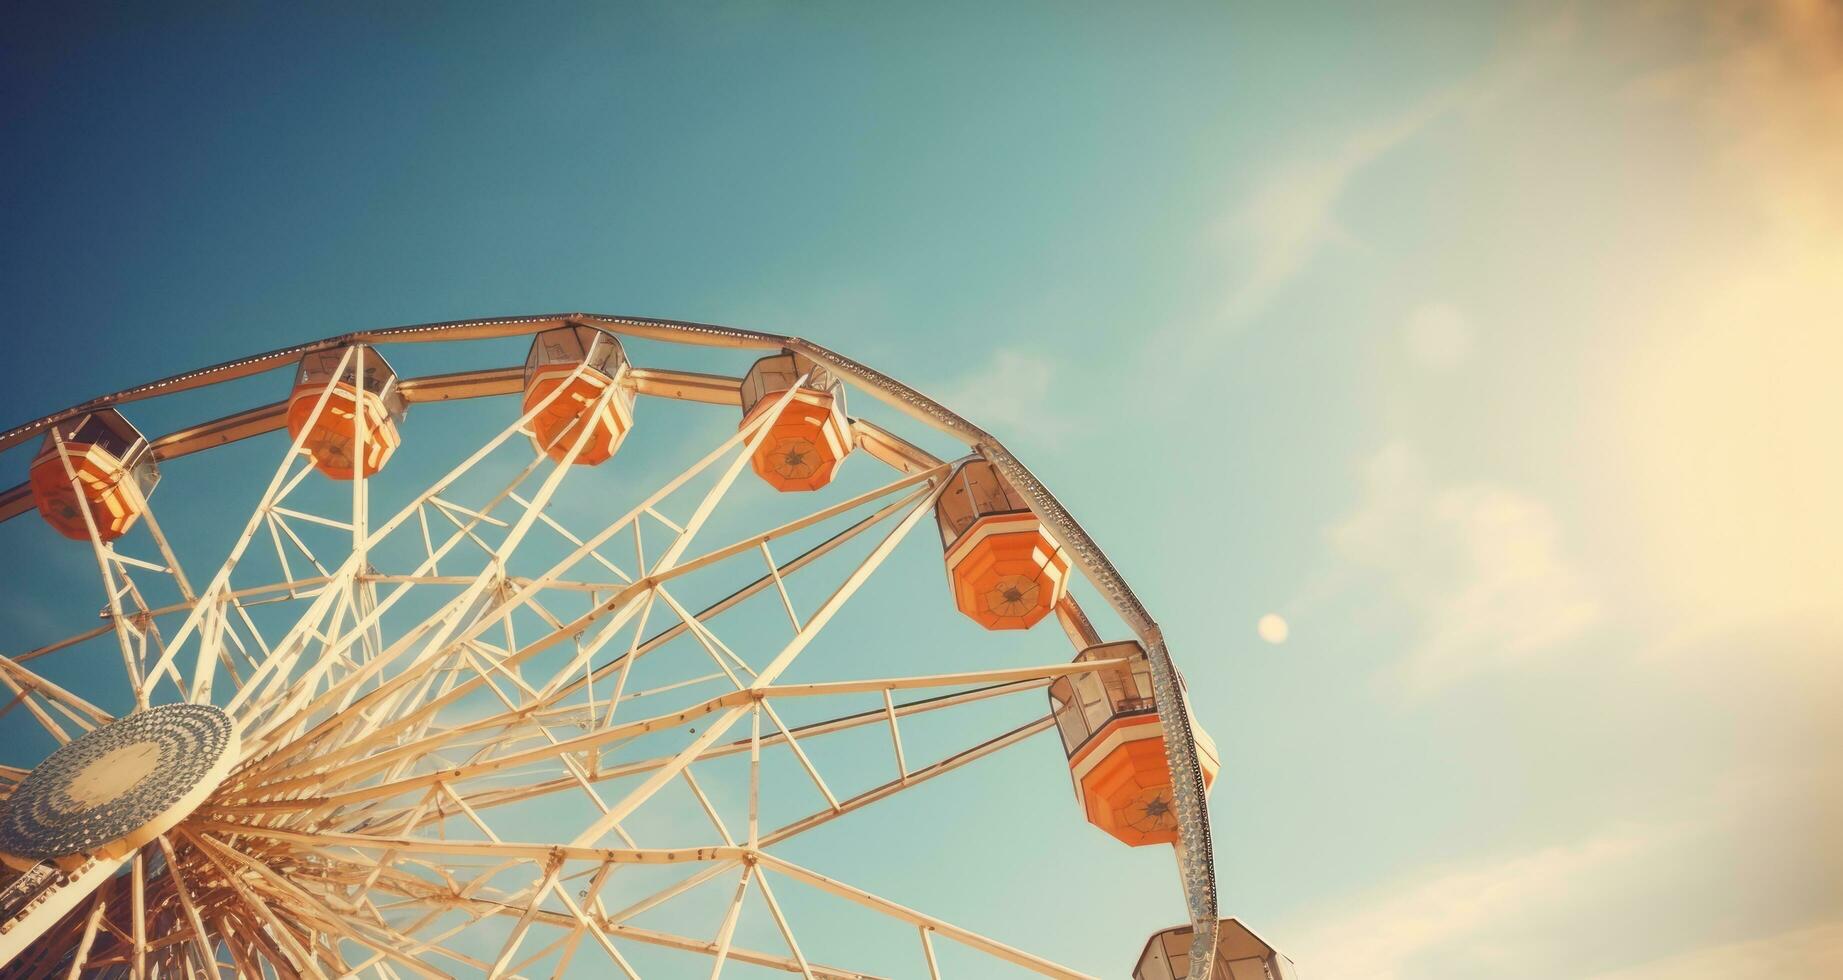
[286,346,406,480]
[935,460,1069,630]
[28,410,159,543]
[1048,641,1220,847]
[522,326,635,466]
[737,351,852,492]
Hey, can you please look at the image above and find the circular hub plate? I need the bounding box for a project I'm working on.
[1,703,237,860]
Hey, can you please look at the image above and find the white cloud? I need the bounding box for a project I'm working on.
[1262,8,1843,977]
[1291,825,1673,980]
[1326,443,1599,693]
[930,348,1069,443]
[1219,93,1457,323]
[1402,303,1474,371]
[1213,9,1578,326]
[1605,0,1843,635]
[1282,756,1843,980]
[1589,919,1843,980]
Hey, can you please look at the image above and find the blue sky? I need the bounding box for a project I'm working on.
[3,2,1841,977]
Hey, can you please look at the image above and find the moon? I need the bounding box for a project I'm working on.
[1257,613,1289,645]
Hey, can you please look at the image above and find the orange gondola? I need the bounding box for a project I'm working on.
[737,351,852,492]
[935,460,1069,630]
[286,346,406,480]
[1048,641,1220,847]
[522,326,635,465]
[27,410,159,542]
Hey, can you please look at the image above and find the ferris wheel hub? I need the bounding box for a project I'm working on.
[0,703,239,866]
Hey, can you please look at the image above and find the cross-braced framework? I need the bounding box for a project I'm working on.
[0,315,1221,979]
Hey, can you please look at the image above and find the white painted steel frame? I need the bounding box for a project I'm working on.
[0,314,1220,978]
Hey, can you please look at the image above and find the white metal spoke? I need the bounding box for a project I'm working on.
[756,853,1094,980]
[0,319,1213,979]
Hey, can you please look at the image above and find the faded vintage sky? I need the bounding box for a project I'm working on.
[1,2,1839,977]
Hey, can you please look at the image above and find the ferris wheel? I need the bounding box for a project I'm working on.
[0,314,1243,980]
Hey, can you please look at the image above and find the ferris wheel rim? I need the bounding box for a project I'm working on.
[0,311,1222,974]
